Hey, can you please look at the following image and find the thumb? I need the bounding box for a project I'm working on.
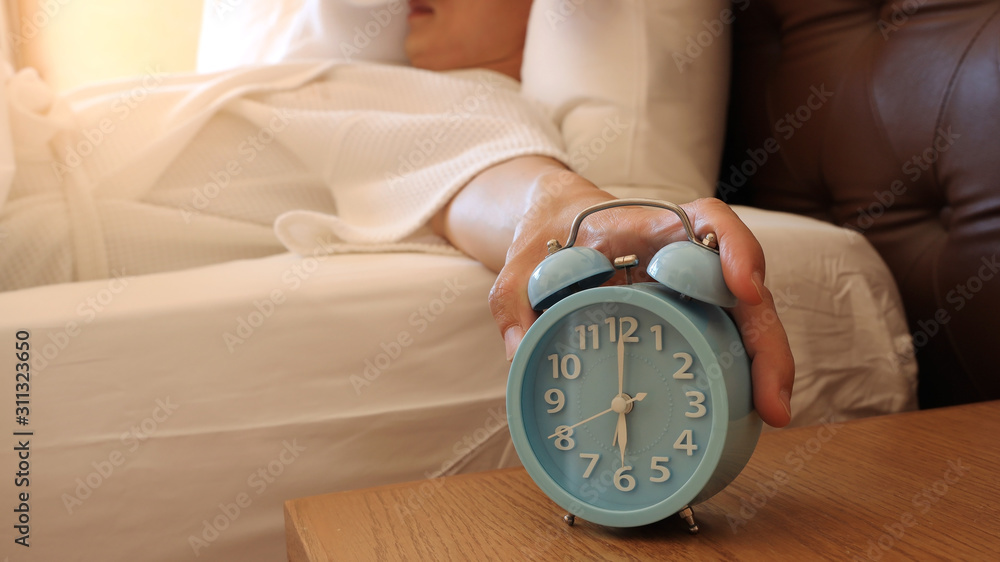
[489,263,539,361]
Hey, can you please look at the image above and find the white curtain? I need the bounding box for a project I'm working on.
[0,0,14,202]
[1,1,13,67]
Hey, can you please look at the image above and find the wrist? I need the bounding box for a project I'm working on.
[522,168,615,245]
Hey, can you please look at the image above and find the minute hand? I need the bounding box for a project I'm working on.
[548,393,648,439]
[618,324,625,396]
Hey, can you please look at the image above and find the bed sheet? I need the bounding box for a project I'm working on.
[0,207,917,561]
[1,252,514,562]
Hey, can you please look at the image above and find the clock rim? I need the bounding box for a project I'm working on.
[507,284,733,528]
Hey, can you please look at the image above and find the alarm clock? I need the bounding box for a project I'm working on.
[506,199,762,531]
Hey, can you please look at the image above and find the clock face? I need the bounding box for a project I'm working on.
[509,286,732,527]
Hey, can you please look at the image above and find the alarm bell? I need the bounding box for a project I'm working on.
[528,246,615,310]
[646,241,738,308]
[526,199,738,310]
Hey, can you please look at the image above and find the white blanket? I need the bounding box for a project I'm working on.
[0,62,566,290]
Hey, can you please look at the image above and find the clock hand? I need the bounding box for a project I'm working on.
[616,412,627,467]
[613,320,627,458]
[611,390,648,463]
[617,321,625,397]
[549,393,648,440]
[553,406,615,439]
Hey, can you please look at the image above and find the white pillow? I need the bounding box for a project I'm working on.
[197,0,409,72]
[197,0,730,202]
[522,0,730,202]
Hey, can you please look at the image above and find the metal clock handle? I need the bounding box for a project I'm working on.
[548,198,720,255]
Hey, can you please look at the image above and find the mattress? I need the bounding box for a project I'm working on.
[1,252,515,561]
[0,207,917,562]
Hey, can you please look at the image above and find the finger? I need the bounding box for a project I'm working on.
[730,280,795,427]
[489,259,539,361]
[682,198,767,307]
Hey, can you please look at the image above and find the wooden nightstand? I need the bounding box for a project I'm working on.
[286,401,1000,560]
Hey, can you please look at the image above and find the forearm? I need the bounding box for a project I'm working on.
[431,156,612,272]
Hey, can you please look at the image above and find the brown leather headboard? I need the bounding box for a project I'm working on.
[721,0,1000,408]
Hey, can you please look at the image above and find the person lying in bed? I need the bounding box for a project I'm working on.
[0,0,792,428]
[407,0,795,428]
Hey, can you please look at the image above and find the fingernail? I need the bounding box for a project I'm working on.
[779,389,792,421]
[504,326,525,361]
[751,270,765,302]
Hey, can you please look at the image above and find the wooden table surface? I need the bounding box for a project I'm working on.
[285,401,1000,561]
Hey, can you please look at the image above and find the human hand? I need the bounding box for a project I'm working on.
[488,171,795,428]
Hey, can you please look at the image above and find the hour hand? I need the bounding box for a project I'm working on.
[615,412,627,466]
[611,393,645,460]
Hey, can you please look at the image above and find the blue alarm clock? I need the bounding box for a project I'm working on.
[506,199,762,531]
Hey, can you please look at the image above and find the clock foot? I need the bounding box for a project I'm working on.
[563,514,576,526]
[678,505,699,534]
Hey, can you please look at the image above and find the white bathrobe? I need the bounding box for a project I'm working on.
[0,61,566,290]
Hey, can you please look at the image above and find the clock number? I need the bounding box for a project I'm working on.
[544,389,565,413]
[685,391,707,418]
[574,324,599,350]
[548,353,581,379]
[620,317,638,343]
[650,325,663,351]
[672,352,694,379]
[605,317,639,343]
[579,453,600,478]
[673,429,698,456]
[650,456,671,482]
[614,466,636,492]
[553,426,575,450]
